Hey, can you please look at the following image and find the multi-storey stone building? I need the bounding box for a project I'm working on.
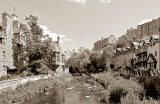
[114,34,160,71]
[0,11,66,77]
[45,36,66,74]
[117,17,160,46]
[0,11,27,77]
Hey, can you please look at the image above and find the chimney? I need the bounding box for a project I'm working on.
[57,36,60,43]
[2,12,7,29]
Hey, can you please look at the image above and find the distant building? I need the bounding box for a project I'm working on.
[113,34,160,71]
[117,17,160,46]
[94,34,116,51]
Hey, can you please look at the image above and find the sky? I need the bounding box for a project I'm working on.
[0,0,160,50]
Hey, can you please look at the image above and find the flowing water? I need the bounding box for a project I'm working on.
[23,76,104,104]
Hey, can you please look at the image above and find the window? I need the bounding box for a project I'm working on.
[62,54,65,63]
[155,51,157,57]
[0,38,3,44]
[52,53,56,62]
[56,52,60,62]
[2,51,6,59]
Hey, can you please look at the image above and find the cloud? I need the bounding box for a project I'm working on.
[40,25,72,43]
[67,0,87,5]
[99,0,112,3]
[139,18,153,25]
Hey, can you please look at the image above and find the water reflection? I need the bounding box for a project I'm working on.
[23,77,104,104]
[23,88,65,104]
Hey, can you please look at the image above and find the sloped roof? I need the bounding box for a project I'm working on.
[52,41,60,52]
[144,39,150,44]
[151,34,159,40]
[132,42,140,46]
[126,46,131,49]
[131,42,140,49]
[147,53,157,63]
[139,42,144,47]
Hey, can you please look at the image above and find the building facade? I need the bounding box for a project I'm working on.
[0,11,27,77]
[113,34,160,71]
[94,34,116,51]
[45,36,65,74]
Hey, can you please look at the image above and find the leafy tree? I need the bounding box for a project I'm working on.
[102,44,114,70]
[21,15,50,74]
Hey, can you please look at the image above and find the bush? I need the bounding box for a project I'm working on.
[138,76,147,84]
[0,74,12,81]
[143,76,160,100]
[120,73,131,80]
[109,87,127,104]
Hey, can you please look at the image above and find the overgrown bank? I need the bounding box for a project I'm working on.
[91,71,159,104]
[0,74,72,104]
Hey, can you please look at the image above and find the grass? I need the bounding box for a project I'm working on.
[0,74,72,104]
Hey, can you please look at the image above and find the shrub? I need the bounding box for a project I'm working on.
[120,73,131,80]
[109,87,127,104]
[0,74,12,81]
[138,76,146,84]
[143,76,160,100]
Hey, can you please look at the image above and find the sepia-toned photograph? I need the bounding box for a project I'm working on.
[0,0,160,104]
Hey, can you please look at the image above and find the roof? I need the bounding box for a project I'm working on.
[52,41,60,52]
[132,42,140,46]
[117,48,122,51]
[147,53,157,63]
[131,42,140,49]
[139,42,144,47]
[151,34,159,40]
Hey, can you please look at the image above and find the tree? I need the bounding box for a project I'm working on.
[21,15,49,74]
[102,44,114,70]
[68,47,91,73]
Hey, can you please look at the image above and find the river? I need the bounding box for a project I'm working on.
[23,76,105,104]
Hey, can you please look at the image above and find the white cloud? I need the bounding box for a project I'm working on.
[67,0,87,5]
[100,0,112,4]
[40,25,72,43]
[139,18,153,25]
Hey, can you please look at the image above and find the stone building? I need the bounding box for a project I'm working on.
[147,35,159,69]
[94,34,116,51]
[117,17,160,46]
[45,36,65,74]
[113,34,160,71]
[0,11,26,77]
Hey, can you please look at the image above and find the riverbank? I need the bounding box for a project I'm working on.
[22,75,105,104]
[0,74,72,104]
[91,71,159,104]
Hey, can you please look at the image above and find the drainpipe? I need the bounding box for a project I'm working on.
[159,27,160,69]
